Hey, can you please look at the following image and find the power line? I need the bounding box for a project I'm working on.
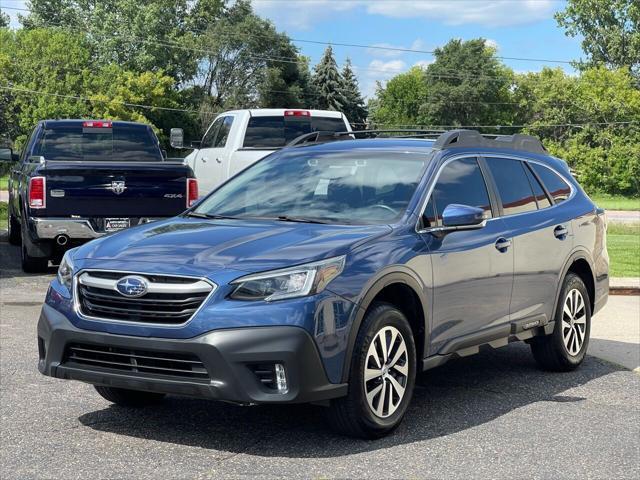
[0,84,200,113]
[3,83,636,132]
[1,4,575,65]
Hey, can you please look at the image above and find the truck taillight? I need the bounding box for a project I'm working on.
[29,177,46,209]
[284,110,310,117]
[83,120,112,128]
[187,178,198,207]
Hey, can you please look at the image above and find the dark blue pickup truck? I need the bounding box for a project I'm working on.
[3,120,198,272]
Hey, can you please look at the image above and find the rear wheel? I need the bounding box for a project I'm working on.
[327,302,416,438]
[94,386,166,407]
[531,273,591,371]
[20,214,49,273]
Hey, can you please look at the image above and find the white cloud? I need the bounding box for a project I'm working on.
[253,0,556,29]
[366,0,556,27]
[368,59,407,74]
[252,0,355,30]
[413,59,433,69]
[484,39,500,50]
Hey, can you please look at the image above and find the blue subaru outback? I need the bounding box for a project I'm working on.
[38,130,609,438]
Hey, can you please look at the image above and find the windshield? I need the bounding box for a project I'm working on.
[33,124,163,161]
[194,149,429,224]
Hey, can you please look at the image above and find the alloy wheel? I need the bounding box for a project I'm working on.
[562,288,587,356]
[364,326,409,418]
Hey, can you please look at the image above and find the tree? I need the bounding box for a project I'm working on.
[417,38,515,129]
[340,59,368,127]
[312,46,346,111]
[1,9,9,28]
[197,1,307,111]
[514,67,640,195]
[0,28,178,148]
[369,67,427,127]
[555,0,640,76]
[21,0,218,82]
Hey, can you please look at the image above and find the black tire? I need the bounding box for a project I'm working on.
[327,302,417,439]
[8,211,21,246]
[531,273,591,372]
[94,386,166,407]
[20,215,49,273]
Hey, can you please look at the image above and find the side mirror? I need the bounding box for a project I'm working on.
[28,155,45,164]
[0,147,17,163]
[442,204,486,230]
[170,128,184,149]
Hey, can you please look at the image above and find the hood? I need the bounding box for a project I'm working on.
[75,217,391,273]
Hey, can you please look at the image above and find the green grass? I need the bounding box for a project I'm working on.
[0,174,8,190]
[589,194,640,211]
[607,222,640,277]
[0,201,7,230]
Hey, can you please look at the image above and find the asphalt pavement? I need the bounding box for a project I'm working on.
[1,240,639,479]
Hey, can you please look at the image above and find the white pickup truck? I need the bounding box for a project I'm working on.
[172,109,352,195]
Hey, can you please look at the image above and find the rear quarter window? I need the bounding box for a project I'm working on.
[530,163,572,204]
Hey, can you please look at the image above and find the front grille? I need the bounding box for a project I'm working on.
[77,271,214,325]
[64,343,209,380]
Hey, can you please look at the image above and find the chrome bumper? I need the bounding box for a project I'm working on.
[29,217,160,240]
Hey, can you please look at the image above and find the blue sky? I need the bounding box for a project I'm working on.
[3,0,584,97]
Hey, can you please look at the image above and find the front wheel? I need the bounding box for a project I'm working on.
[8,211,21,246]
[94,386,166,407]
[327,302,416,438]
[531,273,591,371]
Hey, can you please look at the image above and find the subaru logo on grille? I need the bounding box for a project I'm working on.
[109,180,126,195]
[116,276,148,298]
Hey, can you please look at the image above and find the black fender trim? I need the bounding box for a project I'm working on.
[340,268,429,383]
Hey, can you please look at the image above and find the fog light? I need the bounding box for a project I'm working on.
[274,363,288,394]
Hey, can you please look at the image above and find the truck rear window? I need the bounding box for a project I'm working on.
[243,116,348,148]
[33,124,163,161]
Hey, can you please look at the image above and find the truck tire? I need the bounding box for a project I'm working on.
[327,302,416,438]
[530,273,591,372]
[8,212,21,246]
[94,386,166,407]
[20,215,49,273]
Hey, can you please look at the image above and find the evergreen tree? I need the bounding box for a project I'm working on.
[341,59,368,127]
[312,46,346,111]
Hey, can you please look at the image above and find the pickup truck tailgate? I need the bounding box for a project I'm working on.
[38,162,192,217]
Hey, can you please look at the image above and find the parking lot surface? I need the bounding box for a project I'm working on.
[1,240,639,479]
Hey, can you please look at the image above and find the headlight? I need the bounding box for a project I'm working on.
[57,250,75,291]
[230,256,345,302]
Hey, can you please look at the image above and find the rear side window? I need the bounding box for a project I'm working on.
[33,124,162,161]
[485,158,537,216]
[530,163,572,204]
[243,115,347,148]
[432,157,492,221]
[523,163,552,209]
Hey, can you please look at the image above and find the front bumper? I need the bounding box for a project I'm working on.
[37,304,347,404]
[30,217,161,240]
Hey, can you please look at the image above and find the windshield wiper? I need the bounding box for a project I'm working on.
[274,215,330,224]
[185,212,239,220]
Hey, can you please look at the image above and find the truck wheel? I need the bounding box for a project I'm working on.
[94,386,166,407]
[20,217,49,273]
[8,212,21,246]
[327,302,416,439]
[530,273,591,372]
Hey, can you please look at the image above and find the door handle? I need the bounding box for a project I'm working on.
[215,158,222,164]
[201,157,208,163]
[554,225,568,239]
[495,237,512,252]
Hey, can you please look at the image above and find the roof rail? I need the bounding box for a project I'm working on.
[286,129,445,147]
[432,129,547,154]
